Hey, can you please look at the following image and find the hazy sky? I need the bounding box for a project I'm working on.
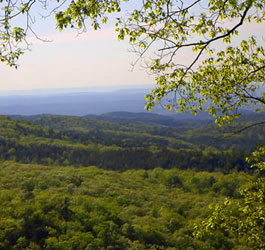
[0,27,156,91]
[0,2,264,92]
[0,0,157,92]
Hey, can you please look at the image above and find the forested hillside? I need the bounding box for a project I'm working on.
[0,113,263,249]
[2,114,264,172]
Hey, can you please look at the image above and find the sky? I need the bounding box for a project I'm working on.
[0,27,156,92]
[0,1,265,93]
[0,0,157,92]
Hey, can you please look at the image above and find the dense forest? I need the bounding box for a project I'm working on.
[0,113,264,249]
[2,113,265,172]
[0,162,254,249]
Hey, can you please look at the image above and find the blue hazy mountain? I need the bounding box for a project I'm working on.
[0,87,259,120]
[0,88,150,116]
[0,87,181,117]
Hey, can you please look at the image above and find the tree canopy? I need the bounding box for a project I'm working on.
[194,145,265,249]
[0,0,265,124]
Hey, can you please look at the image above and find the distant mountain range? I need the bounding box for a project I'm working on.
[0,88,148,115]
[0,88,204,118]
[0,88,262,121]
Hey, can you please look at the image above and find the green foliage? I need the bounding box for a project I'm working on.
[0,114,262,172]
[0,113,261,249]
[114,0,265,124]
[194,145,265,249]
[0,161,253,249]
